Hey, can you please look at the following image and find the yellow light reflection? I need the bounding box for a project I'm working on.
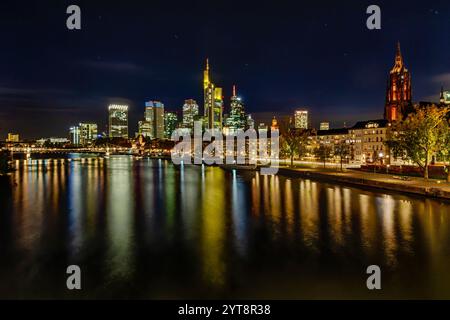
[201,168,226,288]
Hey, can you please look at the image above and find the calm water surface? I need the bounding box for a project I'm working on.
[1,156,450,299]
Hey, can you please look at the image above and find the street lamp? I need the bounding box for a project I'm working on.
[379,152,384,165]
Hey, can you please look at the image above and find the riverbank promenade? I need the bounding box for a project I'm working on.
[278,166,450,200]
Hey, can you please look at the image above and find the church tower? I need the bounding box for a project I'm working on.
[384,42,412,122]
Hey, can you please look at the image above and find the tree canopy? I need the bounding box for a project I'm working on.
[386,104,450,179]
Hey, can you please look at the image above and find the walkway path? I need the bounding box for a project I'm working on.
[278,166,450,200]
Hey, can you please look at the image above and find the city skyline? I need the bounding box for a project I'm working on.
[1,1,450,303]
[1,1,450,138]
[3,44,448,142]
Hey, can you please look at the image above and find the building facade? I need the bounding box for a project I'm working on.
[348,119,390,164]
[69,126,80,145]
[144,101,165,139]
[314,128,350,161]
[164,112,178,139]
[36,137,69,146]
[182,99,199,131]
[70,123,97,145]
[319,122,330,130]
[295,110,308,129]
[224,85,247,133]
[316,128,348,145]
[384,43,412,122]
[203,59,223,130]
[108,104,129,138]
[311,120,392,165]
[6,133,20,143]
[79,123,97,145]
[138,120,152,138]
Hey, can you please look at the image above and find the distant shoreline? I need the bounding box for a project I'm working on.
[5,155,450,201]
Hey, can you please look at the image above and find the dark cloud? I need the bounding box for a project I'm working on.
[431,73,450,86]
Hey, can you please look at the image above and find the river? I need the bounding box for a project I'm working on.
[0,155,449,298]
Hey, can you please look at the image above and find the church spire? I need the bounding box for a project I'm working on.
[392,42,405,73]
[396,42,402,62]
[232,84,236,96]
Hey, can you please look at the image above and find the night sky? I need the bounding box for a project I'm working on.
[0,0,449,139]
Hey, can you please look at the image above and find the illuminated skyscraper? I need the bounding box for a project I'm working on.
[182,99,199,130]
[145,101,165,139]
[203,59,223,130]
[294,110,308,129]
[79,123,98,145]
[225,85,247,133]
[320,122,330,130]
[6,133,19,142]
[164,112,178,139]
[385,42,412,122]
[108,104,129,138]
[69,123,97,145]
[70,126,80,145]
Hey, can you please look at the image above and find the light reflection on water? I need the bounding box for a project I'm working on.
[1,156,450,299]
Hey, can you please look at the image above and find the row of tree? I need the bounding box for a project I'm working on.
[279,121,310,167]
[387,104,450,181]
[279,121,350,170]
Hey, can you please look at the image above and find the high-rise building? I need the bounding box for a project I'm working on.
[203,59,223,130]
[164,112,178,139]
[69,123,97,145]
[138,120,152,138]
[385,42,412,122]
[108,104,129,138]
[294,110,308,129]
[213,88,223,129]
[6,133,20,142]
[145,101,165,139]
[182,99,199,130]
[225,85,247,133]
[69,126,80,145]
[79,123,98,145]
[320,122,330,130]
